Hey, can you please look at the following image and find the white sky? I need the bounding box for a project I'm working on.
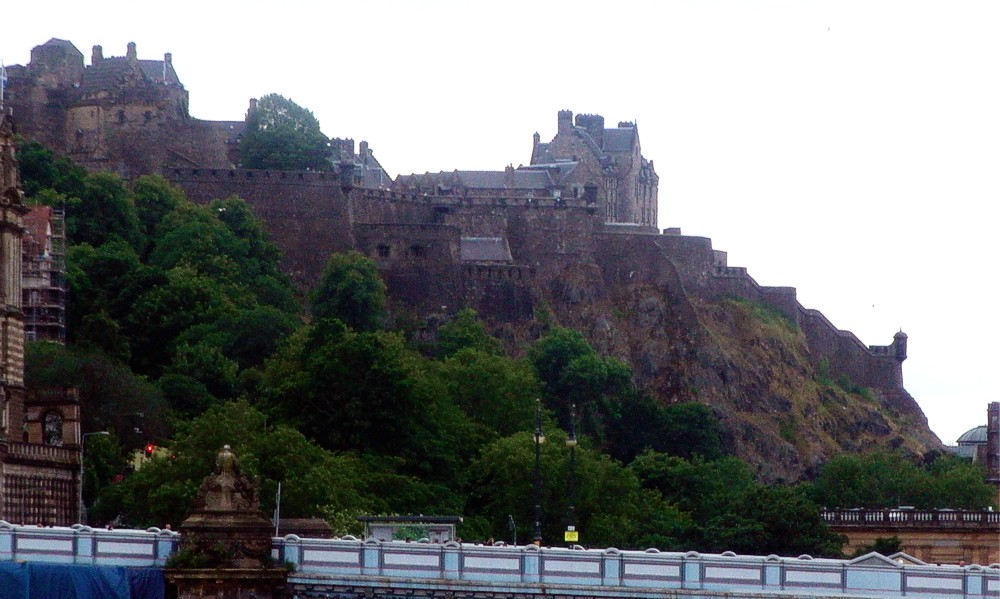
[3,1,998,445]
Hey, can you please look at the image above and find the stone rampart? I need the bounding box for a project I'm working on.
[163,170,910,393]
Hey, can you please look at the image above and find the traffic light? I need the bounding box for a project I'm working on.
[144,443,155,458]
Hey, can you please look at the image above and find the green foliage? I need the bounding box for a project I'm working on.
[608,400,727,463]
[71,173,143,249]
[437,308,504,357]
[264,320,476,489]
[91,401,382,528]
[853,536,902,557]
[131,175,185,240]
[465,430,690,548]
[310,251,387,331]
[527,327,634,438]
[239,94,331,171]
[631,451,843,557]
[432,348,539,439]
[15,138,86,199]
[809,451,996,510]
[26,341,171,447]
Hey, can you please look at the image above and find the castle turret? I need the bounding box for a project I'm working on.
[558,109,573,134]
[126,42,137,62]
[893,330,908,362]
[532,131,540,153]
[575,113,605,147]
[91,45,103,66]
[164,52,172,67]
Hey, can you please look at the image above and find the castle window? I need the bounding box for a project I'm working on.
[377,244,391,258]
[410,245,426,258]
[43,410,63,446]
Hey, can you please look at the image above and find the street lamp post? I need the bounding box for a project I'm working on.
[533,399,545,545]
[79,431,110,524]
[566,403,577,546]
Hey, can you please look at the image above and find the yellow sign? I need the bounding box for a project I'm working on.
[564,530,579,542]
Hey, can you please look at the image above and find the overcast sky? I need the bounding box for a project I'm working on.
[3,1,998,444]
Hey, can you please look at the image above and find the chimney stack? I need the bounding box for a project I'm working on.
[126,42,137,62]
[91,45,103,66]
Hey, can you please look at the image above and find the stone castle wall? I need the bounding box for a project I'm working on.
[162,167,908,394]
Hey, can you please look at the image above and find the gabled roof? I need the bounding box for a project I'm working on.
[41,38,83,56]
[603,127,637,153]
[138,59,180,86]
[80,58,147,95]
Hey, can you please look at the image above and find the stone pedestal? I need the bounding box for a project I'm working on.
[168,445,288,599]
[164,568,289,599]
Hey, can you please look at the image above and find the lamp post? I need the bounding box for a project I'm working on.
[565,403,578,546]
[533,399,545,545]
[79,431,110,525]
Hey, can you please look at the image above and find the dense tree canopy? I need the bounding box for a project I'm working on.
[239,94,331,171]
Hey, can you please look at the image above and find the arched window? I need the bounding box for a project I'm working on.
[43,410,63,446]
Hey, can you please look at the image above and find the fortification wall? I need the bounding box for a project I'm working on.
[354,223,464,314]
[704,249,903,390]
[165,168,354,285]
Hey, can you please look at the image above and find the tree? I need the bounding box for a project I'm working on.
[809,451,996,510]
[310,251,387,331]
[437,308,504,357]
[70,172,143,249]
[464,430,690,549]
[15,138,86,199]
[131,175,185,241]
[239,94,331,171]
[90,401,379,529]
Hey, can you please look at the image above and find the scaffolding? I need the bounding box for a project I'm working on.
[22,208,67,343]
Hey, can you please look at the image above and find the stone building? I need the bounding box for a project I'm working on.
[394,110,659,228]
[5,38,391,186]
[0,110,81,526]
[22,206,67,343]
[532,110,658,227]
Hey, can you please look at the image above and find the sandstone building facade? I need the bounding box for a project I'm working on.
[0,111,81,526]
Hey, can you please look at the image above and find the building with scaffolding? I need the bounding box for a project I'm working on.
[22,206,67,343]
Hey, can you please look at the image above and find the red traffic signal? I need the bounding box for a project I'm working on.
[144,444,155,457]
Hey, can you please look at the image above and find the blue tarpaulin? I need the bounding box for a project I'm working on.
[0,562,164,599]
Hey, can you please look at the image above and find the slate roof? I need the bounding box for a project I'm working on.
[460,237,512,262]
[79,58,144,95]
[398,169,553,190]
[603,127,637,153]
[41,38,83,56]
[138,59,180,85]
[79,55,182,96]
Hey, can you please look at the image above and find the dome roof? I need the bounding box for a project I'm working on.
[957,425,988,445]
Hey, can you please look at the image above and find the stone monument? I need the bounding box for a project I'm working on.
[164,445,288,598]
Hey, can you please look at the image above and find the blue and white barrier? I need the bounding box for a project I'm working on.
[0,521,178,567]
[274,536,1000,598]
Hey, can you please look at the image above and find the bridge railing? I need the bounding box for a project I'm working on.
[822,508,1000,528]
[274,536,1000,598]
[0,521,178,567]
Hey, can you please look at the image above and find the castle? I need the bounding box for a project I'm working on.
[3,38,939,478]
